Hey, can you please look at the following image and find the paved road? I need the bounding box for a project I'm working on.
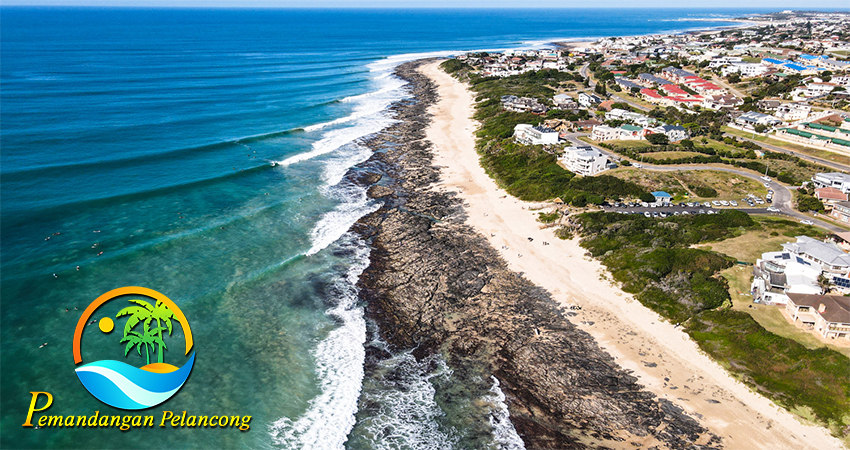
[563,133,848,233]
[726,133,850,173]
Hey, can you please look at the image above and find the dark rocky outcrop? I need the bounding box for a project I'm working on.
[348,59,722,449]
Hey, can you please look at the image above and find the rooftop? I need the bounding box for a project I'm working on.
[787,293,850,324]
[783,236,850,268]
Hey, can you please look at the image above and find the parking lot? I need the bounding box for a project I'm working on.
[602,201,780,218]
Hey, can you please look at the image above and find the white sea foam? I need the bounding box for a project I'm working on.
[306,182,379,257]
[355,353,458,450]
[487,376,526,450]
[270,235,370,449]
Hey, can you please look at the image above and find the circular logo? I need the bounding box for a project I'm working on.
[73,287,195,410]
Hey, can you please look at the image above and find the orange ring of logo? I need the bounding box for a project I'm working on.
[72,286,193,365]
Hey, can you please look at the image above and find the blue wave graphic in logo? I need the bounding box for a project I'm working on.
[75,352,195,410]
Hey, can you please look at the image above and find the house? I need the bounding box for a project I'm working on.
[785,293,850,340]
[501,95,548,114]
[651,191,672,205]
[782,235,850,280]
[513,124,559,145]
[637,73,668,86]
[617,124,645,140]
[552,94,578,110]
[757,99,782,111]
[578,92,603,107]
[831,201,850,223]
[774,103,811,122]
[648,124,689,142]
[702,94,743,110]
[640,88,665,103]
[721,63,769,77]
[572,119,602,131]
[735,111,782,128]
[615,78,641,90]
[659,66,697,83]
[815,187,848,208]
[559,145,609,176]
[751,249,823,305]
[812,172,850,193]
[590,125,622,141]
[791,83,835,100]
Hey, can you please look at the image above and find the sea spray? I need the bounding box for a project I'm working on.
[486,377,526,450]
[270,235,370,449]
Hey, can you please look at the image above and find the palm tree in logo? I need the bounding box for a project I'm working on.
[116,299,180,365]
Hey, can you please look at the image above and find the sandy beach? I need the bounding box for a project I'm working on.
[420,60,846,450]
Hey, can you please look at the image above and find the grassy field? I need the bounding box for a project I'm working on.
[723,126,850,167]
[608,167,768,201]
[699,216,825,263]
[642,151,705,160]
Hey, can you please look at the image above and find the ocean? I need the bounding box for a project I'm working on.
[1,7,767,449]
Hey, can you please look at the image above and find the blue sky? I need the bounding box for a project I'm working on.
[2,1,849,8]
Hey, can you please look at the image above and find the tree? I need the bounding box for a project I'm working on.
[646,133,669,145]
[595,83,607,96]
[818,274,834,294]
[639,192,656,203]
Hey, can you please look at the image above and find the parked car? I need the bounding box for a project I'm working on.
[729,200,738,207]
[720,200,729,206]
[711,201,721,206]
[703,202,711,208]
[800,219,814,225]
[643,212,651,217]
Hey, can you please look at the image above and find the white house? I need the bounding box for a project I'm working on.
[648,124,688,142]
[513,124,559,145]
[812,172,850,194]
[721,63,769,78]
[774,103,811,122]
[558,145,609,176]
[578,92,602,108]
[751,249,823,305]
[735,111,782,128]
[590,125,622,141]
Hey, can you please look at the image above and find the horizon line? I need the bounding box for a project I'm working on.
[1,4,848,9]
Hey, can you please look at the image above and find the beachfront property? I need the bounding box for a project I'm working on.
[753,235,850,304]
[513,124,559,145]
[501,95,548,114]
[812,172,850,193]
[558,145,609,176]
[752,248,823,305]
[785,293,850,340]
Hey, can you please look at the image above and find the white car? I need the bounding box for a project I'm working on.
[764,183,771,188]
[761,176,771,182]
[766,207,780,212]
[644,212,651,217]
[729,200,738,207]
[800,219,814,225]
[711,201,721,206]
[703,202,711,208]
[720,200,729,206]
[641,202,649,207]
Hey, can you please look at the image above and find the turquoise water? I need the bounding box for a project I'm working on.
[1,7,766,448]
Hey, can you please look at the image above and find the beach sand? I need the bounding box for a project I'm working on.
[420,60,846,450]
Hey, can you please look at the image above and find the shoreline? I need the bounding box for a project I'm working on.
[352,60,720,449]
[418,60,845,450]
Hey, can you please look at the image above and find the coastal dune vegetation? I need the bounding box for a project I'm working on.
[441,59,850,439]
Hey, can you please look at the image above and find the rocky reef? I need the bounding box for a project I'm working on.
[348,59,722,449]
